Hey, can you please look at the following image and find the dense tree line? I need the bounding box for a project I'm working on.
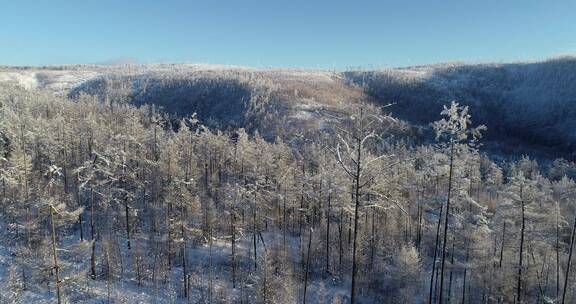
[1,83,576,303]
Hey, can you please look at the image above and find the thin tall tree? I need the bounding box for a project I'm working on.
[329,105,395,304]
[432,101,485,303]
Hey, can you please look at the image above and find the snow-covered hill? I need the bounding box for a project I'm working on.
[3,56,576,159]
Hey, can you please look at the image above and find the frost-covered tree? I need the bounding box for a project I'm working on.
[329,104,397,304]
[432,101,485,303]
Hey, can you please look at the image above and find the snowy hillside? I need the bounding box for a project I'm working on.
[4,57,576,159]
[346,56,576,158]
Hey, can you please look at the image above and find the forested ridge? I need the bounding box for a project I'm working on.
[1,63,576,304]
[345,56,576,158]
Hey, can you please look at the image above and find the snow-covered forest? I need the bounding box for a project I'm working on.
[1,61,576,304]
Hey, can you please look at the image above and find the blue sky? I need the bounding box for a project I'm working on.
[1,0,575,68]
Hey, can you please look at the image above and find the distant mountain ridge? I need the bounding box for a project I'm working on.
[345,56,576,158]
[2,56,576,159]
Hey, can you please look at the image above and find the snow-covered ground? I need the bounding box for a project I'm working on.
[0,215,354,303]
[0,70,101,93]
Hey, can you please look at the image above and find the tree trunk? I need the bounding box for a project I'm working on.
[79,214,84,242]
[231,213,236,288]
[303,228,313,304]
[557,203,561,299]
[462,240,470,304]
[499,222,506,268]
[417,204,422,251]
[370,208,376,269]
[299,164,305,236]
[208,227,214,303]
[167,210,172,271]
[326,191,331,274]
[517,198,526,304]
[253,192,258,270]
[50,207,62,304]
[339,207,343,270]
[135,241,142,286]
[350,137,362,304]
[561,214,576,304]
[90,189,97,280]
[105,242,112,304]
[76,173,84,242]
[447,237,455,304]
[283,188,287,249]
[125,199,131,250]
[181,203,188,299]
[429,206,444,304]
[438,143,455,304]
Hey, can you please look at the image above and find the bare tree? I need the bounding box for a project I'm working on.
[329,105,395,304]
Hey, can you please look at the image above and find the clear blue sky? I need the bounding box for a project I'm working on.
[1,0,575,68]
